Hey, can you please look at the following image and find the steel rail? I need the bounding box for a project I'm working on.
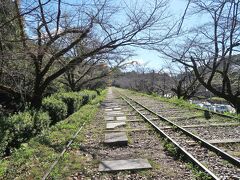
[122,93,240,167]
[42,122,86,180]
[122,94,240,167]
[120,95,219,180]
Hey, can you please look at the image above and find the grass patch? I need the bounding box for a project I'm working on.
[116,88,240,122]
[163,140,180,159]
[186,163,212,180]
[117,88,197,110]
[162,140,212,180]
[0,90,106,179]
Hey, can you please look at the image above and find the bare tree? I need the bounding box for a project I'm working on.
[166,64,200,99]
[153,69,172,97]
[158,0,240,113]
[112,63,173,96]
[0,0,171,108]
[61,53,131,91]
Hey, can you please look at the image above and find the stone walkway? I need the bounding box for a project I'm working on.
[98,88,152,172]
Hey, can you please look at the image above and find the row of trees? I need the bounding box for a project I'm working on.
[115,0,240,114]
[161,0,240,114]
[1,0,240,113]
[0,0,171,111]
[113,62,201,100]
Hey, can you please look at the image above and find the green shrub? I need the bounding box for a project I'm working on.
[95,88,103,95]
[32,111,50,133]
[8,111,34,144]
[0,90,106,178]
[0,90,99,158]
[186,163,212,180]
[0,123,12,157]
[79,90,97,105]
[42,96,67,124]
[54,92,83,116]
[0,111,50,157]
[0,111,34,156]
[163,140,179,158]
[52,90,97,116]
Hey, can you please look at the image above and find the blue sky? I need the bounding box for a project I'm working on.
[132,0,207,70]
[131,0,187,69]
[22,0,207,70]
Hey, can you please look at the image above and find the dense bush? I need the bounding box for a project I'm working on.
[0,90,106,178]
[53,92,83,116]
[0,90,99,158]
[0,111,50,157]
[32,111,51,133]
[79,90,97,105]
[52,90,97,116]
[41,90,97,124]
[42,96,67,124]
[0,116,12,157]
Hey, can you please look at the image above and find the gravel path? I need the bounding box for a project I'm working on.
[118,89,240,179]
[68,90,195,179]
[125,92,240,145]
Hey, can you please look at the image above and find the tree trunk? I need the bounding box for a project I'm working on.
[233,99,240,114]
[30,81,45,109]
[177,86,182,99]
[236,105,240,114]
[30,92,43,109]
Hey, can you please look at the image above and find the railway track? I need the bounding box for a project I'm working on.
[121,91,240,158]
[116,90,240,180]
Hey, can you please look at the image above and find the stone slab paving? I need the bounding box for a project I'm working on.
[106,111,125,116]
[104,116,115,121]
[126,114,138,116]
[116,116,127,121]
[125,120,144,122]
[100,88,152,173]
[98,159,152,172]
[104,132,128,146]
[106,122,126,129]
[106,105,119,108]
[104,128,152,132]
[113,107,122,111]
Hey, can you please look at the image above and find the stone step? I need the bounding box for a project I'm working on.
[103,104,119,108]
[126,114,138,116]
[104,132,128,146]
[105,108,123,112]
[104,116,115,121]
[116,116,127,121]
[106,111,125,116]
[98,159,152,172]
[125,120,144,122]
[104,128,152,132]
[113,107,122,111]
[104,116,127,121]
[106,122,126,129]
